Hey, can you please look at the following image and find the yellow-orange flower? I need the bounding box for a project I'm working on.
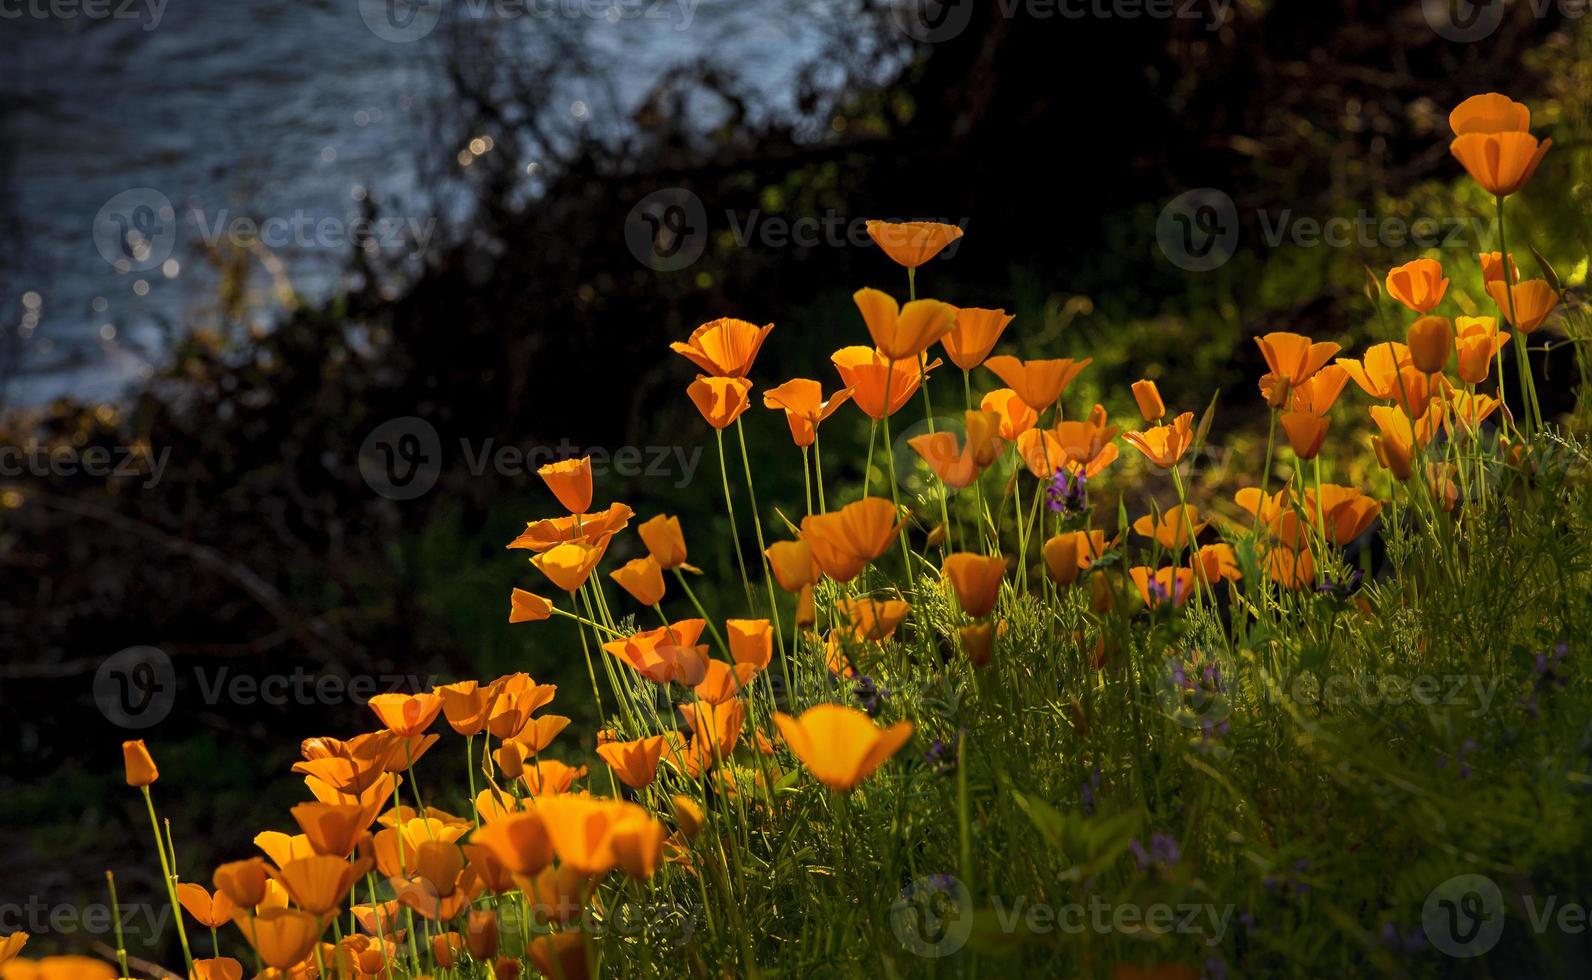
[637,514,689,570]
[1051,404,1120,477]
[176,884,236,929]
[960,621,994,668]
[213,858,270,908]
[980,387,1038,439]
[1123,412,1195,469]
[941,307,1013,370]
[853,288,958,360]
[908,410,1004,490]
[694,659,758,705]
[1444,390,1502,437]
[537,457,593,514]
[435,680,495,735]
[669,318,773,378]
[609,555,665,606]
[1190,544,1241,585]
[1385,259,1449,314]
[367,693,442,738]
[1255,332,1341,402]
[597,736,668,790]
[1280,411,1329,460]
[943,552,1005,618]
[602,621,709,686]
[122,740,158,787]
[835,597,912,642]
[1451,130,1551,197]
[1337,342,1413,400]
[269,854,370,915]
[1132,506,1206,550]
[1487,278,1559,333]
[762,379,852,447]
[864,220,964,269]
[1479,251,1517,286]
[799,497,904,582]
[1042,530,1109,586]
[686,375,753,429]
[762,541,817,592]
[505,503,633,552]
[1130,379,1165,421]
[831,346,937,419]
[0,934,26,966]
[234,908,325,971]
[191,958,242,980]
[528,930,590,980]
[726,618,774,669]
[1455,316,1509,385]
[1370,406,1417,480]
[983,355,1091,412]
[772,704,914,792]
[1407,316,1454,374]
[530,539,608,593]
[1285,364,1350,416]
[1306,485,1384,547]
[289,802,367,857]
[468,812,553,877]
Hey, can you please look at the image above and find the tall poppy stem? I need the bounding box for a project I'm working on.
[734,417,788,667]
[801,444,813,516]
[813,432,829,513]
[1496,194,1543,437]
[139,786,195,977]
[715,429,756,608]
[105,871,130,979]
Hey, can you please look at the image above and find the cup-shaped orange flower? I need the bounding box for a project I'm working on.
[367,692,442,738]
[435,680,495,735]
[234,908,325,971]
[1337,342,1414,400]
[762,541,817,592]
[1385,259,1449,314]
[0,933,26,965]
[1190,544,1241,585]
[1451,130,1551,197]
[610,555,665,606]
[983,355,1092,412]
[1479,251,1518,286]
[191,958,242,980]
[669,317,773,378]
[1455,316,1508,385]
[1407,316,1455,374]
[597,735,668,790]
[853,288,958,361]
[1307,485,1384,547]
[506,502,634,553]
[213,858,270,908]
[1042,530,1109,586]
[508,714,571,754]
[537,457,592,515]
[943,552,1006,618]
[601,620,709,686]
[1284,364,1350,416]
[831,346,937,419]
[637,514,689,570]
[468,811,553,877]
[1123,412,1195,469]
[1450,92,1531,136]
[1281,411,1329,460]
[1131,379,1165,421]
[1486,278,1559,333]
[1255,332,1341,402]
[1129,566,1196,608]
[290,802,368,857]
[177,884,237,929]
[269,854,369,916]
[1369,406,1416,480]
[762,378,852,447]
[530,539,608,593]
[941,307,1013,370]
[687,375,753,429]
[864,220,963,269]
[980,387,1038,439]
[800,497,905,582]
[773,704,914,792]
[1132,506,1206,550]
[836,596,912,642]
[122,739,158,787]
[726,618,774,668]
[1051,404,1121,477]
[694,659,758,705]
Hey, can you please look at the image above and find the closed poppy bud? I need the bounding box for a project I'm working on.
[638,514,688,569]
[1130,379,1166,422]
[1370,406,1416,481]
[213,858,269,908]
[537,457,593,514]
[942,552,1005,618]
[1406,315,1454,373]
[959,622,994,668]
[671,795,706,840]
[430,932,465,968]
[1280,411,1329,460]
[1043,533,1082,586]
[122,740,158,787]
[609,555,665,606]
[508,589,553,624]
[465,910,499,961]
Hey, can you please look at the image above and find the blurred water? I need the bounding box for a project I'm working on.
[1,0,834,405]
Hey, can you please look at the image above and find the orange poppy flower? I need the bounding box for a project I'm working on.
[1451,131,1551,197]
[1479,251,1518,286]
[941,307,1013,370]
[853,288,958,361]
[799,497,904,582]
[980,387,1038,439]
[485,675,557,740]
[1051,404,1120,476]
[773,704,914,792]
[253,831,314,870]
[466,910,500,959]
[1255,332,1341,402]
[836,597,912,642]
[367,693,442,738]
[269,855,370,916]
[1284,364,1350,416]
[1266,545,1317,590]
[1407,316,1455,374]
[1280,411,1329,460]
[1130,379,1165,422]
[191,958,242,980]
[289,802,367,857]
[534,796,640,876]
[1450,92,1531,135]
[537,457,592,515]
[830,346,936,419]
[596,735,668,790]
[762,542,817,592]
[530,538,609,593]
[687,375,753,429]
[468,811,553,877]
[726,618,774,668]
[507,714,571,754]
[942,552,1006,618]
[1129,566,1195,608]
[601,620,709,686]
[908,411,1004,490]
[1123,412,1195,469]
[1385,258,1448,313]
[1306,485,1384,546]
[234,908,325,971]
[521,760,588,797]
[521,865,595,925]
[1443,390,1502,437]
[983,355,1092,412]
[1190,544,1241,585]
[122,740,157,787]
[609,809,668,881]
[434,680,494,735]
[1337,342,1414,400]
[1455,316,1509,385]
[0,934,25,966]
[1487,278,1559,332]
[637,514,689,570]
[695,660,758,705]
[462,845,513,895]
[1132,506,1206,550]
[505,502,634,552]
[959,621,995,668]
[176,884,237,929]
[528,930,590,980]
[609,555,665,606]
[864,219,964,269]
[1042,530,1109,586]
[669,318,773,378]
[679,699,745,761]
[1369,406,1417,480]
[762,378,852,447]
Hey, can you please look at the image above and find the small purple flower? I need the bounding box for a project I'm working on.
[924,729,961,776]
[853,675,889,716]
[1046,467,1088,514]
[1131,831,1182,871]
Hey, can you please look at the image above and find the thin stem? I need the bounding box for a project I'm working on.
[717,428,756,608]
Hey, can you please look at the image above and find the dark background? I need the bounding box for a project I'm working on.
[1,0,1587,966]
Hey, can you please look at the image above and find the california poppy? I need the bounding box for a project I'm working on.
[1255,332,1341,403]
[466,909,500,960]
[1123,412,1195,469]
[508,714,571,754]
[637,514,689,570]
[762,379,852,447]
[602,620,710,686]
[942,307,1013,370]
[468,812,553,876]
[520,760,588,797]
[1337,342,1414,400]
[253,831,314,869]
[537,456,593,515]
[1407,315,1454,374]
[1444,390,1502,437]
[1042,530,1109,587]
[1131,379,1165,422]
[726,618,774,669]
[687,375,753,429]
[836,597,912,642]
[695,659,758,705]
[1280,411,1329,460]
[1190,544,1241,585]
[597,735,668,790]
[0,934,25,966]
[1479,251,1517,286]
[1455,316,1509,385]
[122,740,158,787]
[270,855,369,915]
[980,387,1038,439]
[831,346,936,419]
[800,497,904,582]
[289,802,367,857]
[943,552,1006,618]
[528,930,590,980]
[679,699,745,762]
[233,908,325,971]
[191,958,242,980]
[1050,404,1121,477]
[435,680,495,735]
[506,502,633,552]
[1369,406,1417,480]
[534,795,637,876]
[1306,485,1383,546]
[610,555,665,606]
[1132,506,1206,550]
[960,622,994,668]
[485,676,558,740]
[176,884,236,929]
[367,693,442,738]
[1385,259,1448,314]
[853,288,958,361]
[1129,566,1195,608]
[530,539,608,593]
[864,220,964,268]
[762,541,817,592]
[774,704,913,792]
[983,355,1091,412]
[1486,278,1559,332]
[669,318,773,378]
[1283,364,1350,416]
[213,857,274,906]
[908,412,1003,490]
[1451,127,1551,197]
[609,809,668,881]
